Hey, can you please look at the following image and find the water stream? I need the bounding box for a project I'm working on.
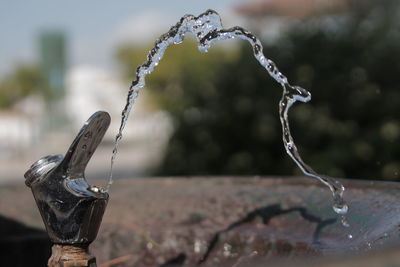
[108,9,348,220]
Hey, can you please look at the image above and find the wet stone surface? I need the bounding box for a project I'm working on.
[1,177,400,266]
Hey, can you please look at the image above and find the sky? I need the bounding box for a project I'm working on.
[0,0,244,77]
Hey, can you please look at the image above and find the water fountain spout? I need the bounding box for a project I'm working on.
[24,111,111,267]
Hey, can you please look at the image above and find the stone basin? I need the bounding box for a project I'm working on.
[1,177,400,266]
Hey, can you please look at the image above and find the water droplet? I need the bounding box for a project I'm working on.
[223,243,232,257]
[333,203,348,215]
[341,216,350,227]
[348,234,353,239]
[194,239,202,253]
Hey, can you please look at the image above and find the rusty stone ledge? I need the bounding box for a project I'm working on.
[1,177,400,266]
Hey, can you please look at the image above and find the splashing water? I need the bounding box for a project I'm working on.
[108,9,348,219]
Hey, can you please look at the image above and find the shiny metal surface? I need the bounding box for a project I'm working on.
[24,111,110,245]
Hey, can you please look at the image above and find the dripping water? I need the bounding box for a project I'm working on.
[108,9,348,222]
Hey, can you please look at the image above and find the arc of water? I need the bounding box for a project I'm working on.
[108,9,348,218]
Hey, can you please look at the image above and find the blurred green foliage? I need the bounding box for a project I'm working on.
[0,65,45,108]
[117,1,400,180]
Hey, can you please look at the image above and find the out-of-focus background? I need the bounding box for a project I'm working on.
[1,0,400,185]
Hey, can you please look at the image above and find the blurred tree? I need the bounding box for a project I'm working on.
[0,64,46,108]
[116,38,236,112]
[117,1,400,180]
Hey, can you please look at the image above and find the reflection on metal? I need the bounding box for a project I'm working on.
[24,111,110,267]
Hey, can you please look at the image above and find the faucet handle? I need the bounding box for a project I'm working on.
[60,111,111,177]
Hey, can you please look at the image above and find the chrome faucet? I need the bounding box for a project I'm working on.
[24,111,110,267]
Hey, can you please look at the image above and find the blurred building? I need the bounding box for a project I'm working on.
[65,66,173,144]
[39,31,68,129]
[236,0,347,19]
[0,31,67,159]
[0,110,40,158]
[39,31,66,98]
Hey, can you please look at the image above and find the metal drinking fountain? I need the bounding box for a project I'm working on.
[24,111,110,267]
